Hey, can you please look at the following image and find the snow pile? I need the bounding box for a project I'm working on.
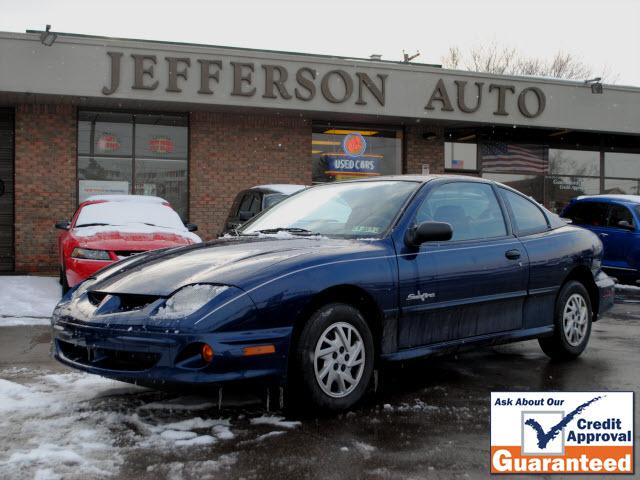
[616,283,640,291]
[73,224,201,243]
[249,415,301,429]
[0,276,60,325]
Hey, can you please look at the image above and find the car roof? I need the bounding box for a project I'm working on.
[250,184,307,195]
[573,194,640,205]
[83,194,169,204]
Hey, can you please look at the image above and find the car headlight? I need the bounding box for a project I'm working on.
[72,247,111,260]
[153,284,229,320]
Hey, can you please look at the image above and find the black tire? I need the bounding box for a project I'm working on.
[60,267,70,295]
[539,281,592,360]
[293,303,374,411]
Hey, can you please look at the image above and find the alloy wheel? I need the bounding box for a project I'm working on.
[313,322,365,398]
[562,293,588,346]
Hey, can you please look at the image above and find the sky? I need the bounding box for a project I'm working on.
[1,0,638,87]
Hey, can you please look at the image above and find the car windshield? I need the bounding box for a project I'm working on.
[75,201,186,230]
[239,180,419,237]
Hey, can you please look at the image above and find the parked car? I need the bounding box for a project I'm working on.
[55,195,201,292]
[562,195,640,285]
[52,176,614,411]
[223,184,306,234]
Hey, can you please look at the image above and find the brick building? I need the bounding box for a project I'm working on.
[0,30,639,274]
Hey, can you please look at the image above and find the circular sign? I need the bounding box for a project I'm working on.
[342,132,367,157]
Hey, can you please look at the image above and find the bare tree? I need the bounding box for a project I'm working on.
[441,42,614,82]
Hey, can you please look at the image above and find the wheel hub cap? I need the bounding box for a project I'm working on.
[313,322,365,398]
[562,293,588,347]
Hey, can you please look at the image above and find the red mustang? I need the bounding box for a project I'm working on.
[55,195,201,292]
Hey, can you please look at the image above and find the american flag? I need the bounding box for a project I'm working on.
[481,142,547,174]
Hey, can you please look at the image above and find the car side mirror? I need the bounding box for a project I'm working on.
[617,220,634,230]
[55,220,70,230]
[238,211,253,221]
[185,223,198,232]
[405,221,453,247]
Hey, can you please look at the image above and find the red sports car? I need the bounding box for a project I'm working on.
[55,195,201,292]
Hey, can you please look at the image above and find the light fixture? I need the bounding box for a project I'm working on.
[548,129,570,137]
[40,24,57,46]
[422,132,437,141]
[456,134,476,142]
[323,129,379,136]
[584,77,603,94]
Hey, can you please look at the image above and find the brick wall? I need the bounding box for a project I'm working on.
[14,104,76,274]
[189,112,312,239]
[405,125,445,175]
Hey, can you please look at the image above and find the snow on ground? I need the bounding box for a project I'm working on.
[0,276,60,324]
[616,283,640,291]
[0,368,301,479]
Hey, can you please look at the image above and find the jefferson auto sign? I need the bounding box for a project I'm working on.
[101,51,546,119]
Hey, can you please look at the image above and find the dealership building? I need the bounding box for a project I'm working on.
[0,29,639,274]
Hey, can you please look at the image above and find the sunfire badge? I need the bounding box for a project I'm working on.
[490,391,634,474]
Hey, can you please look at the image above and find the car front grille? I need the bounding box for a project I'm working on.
[58,340,160,371]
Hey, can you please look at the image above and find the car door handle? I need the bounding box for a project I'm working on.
[599,233,608,237]
[505,249,521,260]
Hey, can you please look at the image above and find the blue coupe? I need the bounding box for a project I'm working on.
[52,176,615,410]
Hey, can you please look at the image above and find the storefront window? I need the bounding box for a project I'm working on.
[78,111,188,218]
[445,142,477,171]
[311,126,401,183]
[548,149,600,176]
[605,152,640,179]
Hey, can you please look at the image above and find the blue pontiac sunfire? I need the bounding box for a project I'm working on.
[52,176,615,410]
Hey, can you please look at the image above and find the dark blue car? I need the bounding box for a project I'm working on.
[52,176,614,410]
[562,195,640,285]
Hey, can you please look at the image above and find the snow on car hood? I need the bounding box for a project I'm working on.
[72,224,202,244]
[88,236,377,297]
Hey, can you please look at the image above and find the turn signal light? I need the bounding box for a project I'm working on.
[243,344,276,356]
[201,344,214,363]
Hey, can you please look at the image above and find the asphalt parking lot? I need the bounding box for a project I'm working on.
[0,296,638,479]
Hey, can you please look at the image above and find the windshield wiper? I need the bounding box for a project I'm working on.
[252,227,318,236]
[74,222,110,227]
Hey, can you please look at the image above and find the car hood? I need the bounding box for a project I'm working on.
[71,227,199,251]
[88,236,385,297]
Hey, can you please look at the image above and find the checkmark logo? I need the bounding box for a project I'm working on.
[524,396,603,449]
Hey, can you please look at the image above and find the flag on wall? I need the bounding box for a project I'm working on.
[481,143,547,174]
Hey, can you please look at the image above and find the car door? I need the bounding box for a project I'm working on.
[396,181,528,349]
[603,202,637,272]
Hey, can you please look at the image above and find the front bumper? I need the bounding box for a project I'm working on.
[595,270,615,317]
[52,319,292,388]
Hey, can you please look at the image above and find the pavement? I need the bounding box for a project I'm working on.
[0,295,638,479]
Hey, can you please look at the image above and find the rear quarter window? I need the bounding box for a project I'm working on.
[500,188,549,236]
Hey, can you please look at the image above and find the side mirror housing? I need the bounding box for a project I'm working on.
[405,221,453,247]
[55,220,70,230]
[185,223,198,232]
[617,220,634,230]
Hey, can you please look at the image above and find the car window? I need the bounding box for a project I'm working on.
[240,181,419,237]
[248,194,261,215]
[263,193,287,210]
[229,192,245,218]
[563,201,608,227]
[607,204,634,228]
[500,188,549,235]
[416,182,507,241]
[238,194,252,213]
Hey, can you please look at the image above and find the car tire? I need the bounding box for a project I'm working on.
[294,303,374,411]
[539,281,592,360]
[60,267,70,295]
